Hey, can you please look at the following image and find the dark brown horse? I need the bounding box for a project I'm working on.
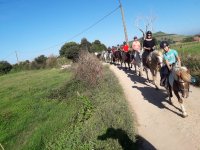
[112,50,122,65]
[121,51,131,70]
[166,65,191,117]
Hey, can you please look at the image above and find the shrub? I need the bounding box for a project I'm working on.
[46,55,58,68]
[0,61,12,75]
[73,51,103,87]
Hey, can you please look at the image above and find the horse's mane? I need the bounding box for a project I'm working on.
[151,50,163,57]
[150,50,163,62]
[175,66,191,82]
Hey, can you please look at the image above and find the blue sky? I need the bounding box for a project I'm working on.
[1,0,200,64]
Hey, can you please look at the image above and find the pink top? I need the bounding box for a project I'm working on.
[132,41,141,52]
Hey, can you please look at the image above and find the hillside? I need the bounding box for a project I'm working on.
[129,31,191,46]
[153,31,191,43]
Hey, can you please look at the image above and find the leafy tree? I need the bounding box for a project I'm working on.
[80,38,91,52]
[35,55,47,64]
[0,61,12,75]
[59,42,80,60]
[31,55,47,69]
[90,40,106,53]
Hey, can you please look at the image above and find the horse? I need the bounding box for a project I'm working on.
[112,50,122,65]
[101,50,111,63]
[130,50,143,76]
[166,64,191,117]
[94,52,101,60]
[121,51,131,70]
[143,50,163,89]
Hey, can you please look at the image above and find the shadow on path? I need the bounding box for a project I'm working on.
[117,65,182,116]
[98,127,157,150]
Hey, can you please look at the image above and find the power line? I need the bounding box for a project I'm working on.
[20,5,120,55]
[68,5,120,41]
[1,5,120,61]
[1,51,15,60]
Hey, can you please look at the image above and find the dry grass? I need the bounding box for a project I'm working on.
[73,51,103,87]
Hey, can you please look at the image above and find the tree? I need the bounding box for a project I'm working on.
[80,38,91,52]
[59,42,80,60]
[0,61,12,75]
[134,14,156,40]
[90,40,107,53]
[32,55,47,69]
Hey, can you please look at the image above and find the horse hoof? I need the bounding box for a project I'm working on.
[182,113,188,118]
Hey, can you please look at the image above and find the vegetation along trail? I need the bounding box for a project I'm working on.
[109,64,200,150]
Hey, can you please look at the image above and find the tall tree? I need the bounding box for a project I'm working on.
[90,40,106,53]
[59,42,80,60]
[80,38,91,52]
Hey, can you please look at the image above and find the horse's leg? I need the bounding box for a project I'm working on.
[128,62,131,70]
[173,85,188,117]
[153,70,159,90]
[139,65,143,76]
[144,67,149,82]
[124,62,127,69]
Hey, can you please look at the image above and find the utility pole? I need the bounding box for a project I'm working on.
[118,0,128,44]
[15,51,19,64]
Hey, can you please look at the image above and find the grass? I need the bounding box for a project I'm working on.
[0,67,137,149]
[170,42,200,86]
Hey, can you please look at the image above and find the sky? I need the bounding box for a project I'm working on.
[0,0,200,64]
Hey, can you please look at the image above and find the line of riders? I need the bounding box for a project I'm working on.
[102,31,174,87]
[99,31,194,117]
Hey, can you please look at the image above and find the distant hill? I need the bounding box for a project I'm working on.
[129,31,198,46]
[153,31,191,43]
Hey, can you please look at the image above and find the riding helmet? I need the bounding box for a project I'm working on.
[160,41,169,49]
[146,31,152,35]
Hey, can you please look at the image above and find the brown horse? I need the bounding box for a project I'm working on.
[113,50,122,65]
[143,50,163,89]
[121,51,131,70]
[166,65,191,117]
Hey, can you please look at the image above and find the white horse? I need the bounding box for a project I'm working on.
[101,51,112,63]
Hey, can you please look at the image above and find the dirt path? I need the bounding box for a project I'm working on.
[109,64,200,150]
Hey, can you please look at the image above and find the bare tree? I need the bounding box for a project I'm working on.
[134,14,156,40]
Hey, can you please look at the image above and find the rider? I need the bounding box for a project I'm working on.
[131,36,141,62]
[122,41,130,59]
[107,46,112,53]
[142,31,156,66]
[160,41,181,86]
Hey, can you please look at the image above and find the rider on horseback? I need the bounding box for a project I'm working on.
[160,41,181,86]
[142,31,156,67]
[122,41,130,58]
[131,36,141,62]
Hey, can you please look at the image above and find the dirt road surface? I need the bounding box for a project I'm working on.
[109,64,200,150]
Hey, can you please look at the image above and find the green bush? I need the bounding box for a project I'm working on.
[0,61,12,75]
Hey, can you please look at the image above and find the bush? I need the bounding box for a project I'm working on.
[46,55,58,68]
[73,51,103,87]
[0,61,12,75]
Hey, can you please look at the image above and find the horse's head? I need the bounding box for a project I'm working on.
[151,50,163,67]
[175,66,191,98]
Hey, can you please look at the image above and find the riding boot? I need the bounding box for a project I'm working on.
[160,77,166,86]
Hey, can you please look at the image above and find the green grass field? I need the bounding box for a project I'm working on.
[168,42,200,86]
[0,68,137,149]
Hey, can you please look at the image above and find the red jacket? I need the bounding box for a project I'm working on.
[123,45,129,52]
